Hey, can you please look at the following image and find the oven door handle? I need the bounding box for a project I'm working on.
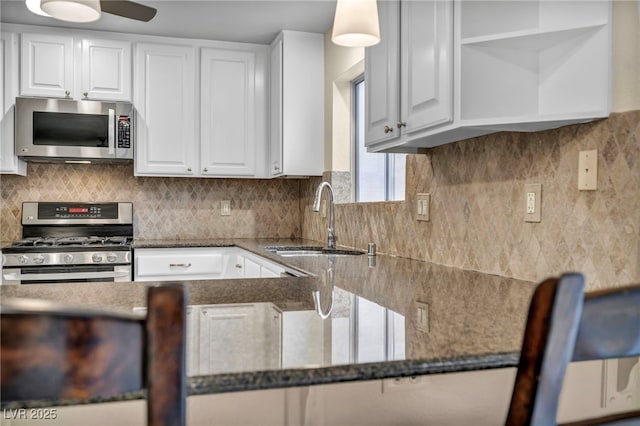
[2,268,130,284]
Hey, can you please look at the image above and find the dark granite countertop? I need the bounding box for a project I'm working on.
[1,238,537,407]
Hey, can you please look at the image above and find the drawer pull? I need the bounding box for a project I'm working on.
[169,263,191,268]
[235,264,243,269]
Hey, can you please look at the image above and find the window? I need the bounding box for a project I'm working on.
[353,77,406,203]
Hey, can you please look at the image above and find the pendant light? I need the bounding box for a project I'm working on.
[331,0,381,47]
[25,0,51,17]
[39,0,101,23]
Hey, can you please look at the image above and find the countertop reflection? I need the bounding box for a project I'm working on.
[1,238,537,398]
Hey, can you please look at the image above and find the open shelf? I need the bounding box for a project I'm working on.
[460,0,610,39]
[460,21,609,121]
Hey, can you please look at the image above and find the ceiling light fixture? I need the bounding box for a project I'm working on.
[331,0,380,48]
[25,0,51,17]
[39,0,101,23]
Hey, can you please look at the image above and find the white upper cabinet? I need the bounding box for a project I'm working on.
[81,38,131,101]
[400,0,453,134]
[200,48,256,176]
[269,31,324,177]
[365,0,453,151]
[135,42,265,178]
[364,1,401,147]
[20,33,74,98]
[134,42,197,176]
[1,32,27,175]
[365,0,612,152]
[20,32,132,101]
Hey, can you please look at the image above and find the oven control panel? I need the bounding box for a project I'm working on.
[21,202,133,225]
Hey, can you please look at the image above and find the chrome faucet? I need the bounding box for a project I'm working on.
[313,181,336,249]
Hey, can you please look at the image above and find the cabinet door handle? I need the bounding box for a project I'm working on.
[397,121,407,128]
[169,263,191,268]
[83,92,89,99]
[203,168,208,173]
[187,167,192,172]
[384,125,394,134]
[65,90,71,98]
[235,264,243,269]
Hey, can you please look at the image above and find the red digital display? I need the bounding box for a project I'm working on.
[69,207,89,213]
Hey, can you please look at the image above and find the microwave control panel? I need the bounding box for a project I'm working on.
[117,116,131,149]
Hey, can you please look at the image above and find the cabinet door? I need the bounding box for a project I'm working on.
[198,305,257,374]
[81,38,131,101]
[200,48,256,176]
[269,39,283,176]
[134,43,197,176]
[364,1,401,147]
[20,33,74,98]
[400,0,453,133]
[1,32,26,175]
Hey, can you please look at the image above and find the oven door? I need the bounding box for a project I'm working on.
[1,265,131,285]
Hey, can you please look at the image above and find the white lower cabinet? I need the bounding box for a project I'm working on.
[133,246,300,282]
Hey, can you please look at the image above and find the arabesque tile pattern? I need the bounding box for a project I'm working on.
[303,111,640,290]
[0,165,303,241]
[2,112,637,290]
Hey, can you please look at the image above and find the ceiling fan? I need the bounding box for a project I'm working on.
[26,0,157,23]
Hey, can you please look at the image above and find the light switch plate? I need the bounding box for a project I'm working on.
[524,184,542,223]
[578,149,598,190]
[221,200,231,216]
[416,193,430,222]
[416,301,429,332]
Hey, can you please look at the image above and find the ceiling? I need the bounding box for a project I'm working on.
[0,0,337,44]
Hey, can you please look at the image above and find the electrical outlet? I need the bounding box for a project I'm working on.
[221,200,231,216]
[416,193,430,222]
[382,376,429,394]
[524,184,541,223]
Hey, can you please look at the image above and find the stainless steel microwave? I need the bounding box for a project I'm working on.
[15,97,133,163]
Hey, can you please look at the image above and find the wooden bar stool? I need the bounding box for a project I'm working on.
[1,284,187,426]
[507,273,640,425]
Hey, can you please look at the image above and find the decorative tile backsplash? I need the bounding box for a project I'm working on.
[0,165,303,242]
[2,112,638,290]
[302,111,640,290]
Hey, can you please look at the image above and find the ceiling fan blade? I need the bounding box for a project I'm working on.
[99,0,157,22]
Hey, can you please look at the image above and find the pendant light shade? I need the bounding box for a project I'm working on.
[331,0,381,47]
[40,0,101,23]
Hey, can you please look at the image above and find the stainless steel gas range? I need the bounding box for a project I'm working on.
[1,202,133,285]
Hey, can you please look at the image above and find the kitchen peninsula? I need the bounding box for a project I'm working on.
[0,238,536,403]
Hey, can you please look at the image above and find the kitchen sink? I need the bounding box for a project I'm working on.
[265,246,366,257]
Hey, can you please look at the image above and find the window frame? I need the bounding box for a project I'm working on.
[352,75,405,203]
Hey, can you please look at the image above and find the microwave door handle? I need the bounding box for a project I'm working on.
[108,108,115,154]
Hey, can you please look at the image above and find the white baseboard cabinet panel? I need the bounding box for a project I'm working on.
[3,360,637,425]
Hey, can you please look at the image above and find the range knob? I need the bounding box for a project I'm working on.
[63,254,74,264]
[106,253,118,263]
[92,254,103,263]
[33,255,45,265]
[18,255,29,265]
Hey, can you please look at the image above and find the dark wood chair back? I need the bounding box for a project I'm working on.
[1,284,187,426]
[506,273,640,426]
